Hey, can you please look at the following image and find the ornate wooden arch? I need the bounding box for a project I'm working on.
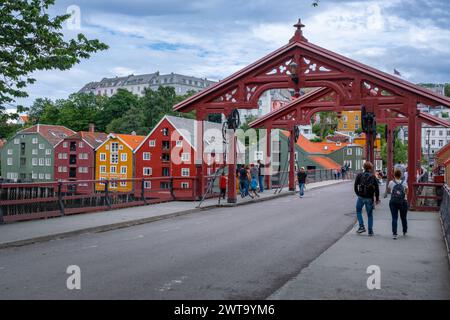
[173,19,450,204]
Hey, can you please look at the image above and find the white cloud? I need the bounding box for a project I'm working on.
[10,0,450,110]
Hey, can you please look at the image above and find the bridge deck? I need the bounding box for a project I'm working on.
[0,179,346,249]
[270,198,450,300]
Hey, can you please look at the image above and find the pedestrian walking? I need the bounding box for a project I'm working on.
[249,164,260,198]
[239,165,249,198]
[354,161,380,236]
[219,172,227,200]
[341,166,346,179]
[296,167,307,198]
[257,160,265,192]
[386,169,408,239]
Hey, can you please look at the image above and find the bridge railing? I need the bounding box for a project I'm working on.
[0,176,198,224]
[410,182,444,212]
[270,169,356,189]
[440,184,450,262]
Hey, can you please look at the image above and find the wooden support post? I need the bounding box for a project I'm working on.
[227,130,237,203]
[416,119,422,176]
[141,179,147,204]
[57,181,65,216]
[289,126,296,191]
[387,121,394,182]
[265,127,272,190]
[104,180,111,209]
[407,103,418,207]
[196,112,207,198]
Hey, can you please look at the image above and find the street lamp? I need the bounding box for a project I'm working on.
[289,61,299,84]
[427,129,431,176]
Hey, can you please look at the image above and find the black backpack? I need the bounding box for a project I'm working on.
[391,181,406,204]
[357,172,373,197]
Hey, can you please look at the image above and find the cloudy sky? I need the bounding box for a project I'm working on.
[11,0,450,109]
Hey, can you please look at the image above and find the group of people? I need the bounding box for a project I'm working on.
[354,161,409,240]
[333,164,350,180]
[231,160,266,199]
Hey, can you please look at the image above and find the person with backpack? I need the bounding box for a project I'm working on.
[386,169,408,239]
[354,161,380,236]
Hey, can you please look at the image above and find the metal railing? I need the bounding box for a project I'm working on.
[0,177,198,224]
[410,182,444,211]
[0,169,358,224]
[440,185,450,262]
[271,169,357,189]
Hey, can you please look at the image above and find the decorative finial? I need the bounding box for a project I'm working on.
[294,19,305,32]
[290,18,308,43]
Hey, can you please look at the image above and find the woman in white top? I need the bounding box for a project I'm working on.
[386,169,409,239]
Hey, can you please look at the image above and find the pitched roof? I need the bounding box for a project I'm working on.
[113,133,146,150]
[174,36,450,112]
[80,131,108,149]
[297,134,349,154]
[435,142,450,165]
[19,115,29,123]
[63,131,108,149]
[308,155,342,170]
[19,124,75,146]
[135,115,244,153]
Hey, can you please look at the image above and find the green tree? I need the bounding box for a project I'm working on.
[239,115,258,131]
[106,105,147,135]
[394,140,408,164]
[312,112,338,139]
[141,86,195,130]
[28,98,53,124]
[55,93,105,131]
[0,0,107,108]
[95,89,139,132]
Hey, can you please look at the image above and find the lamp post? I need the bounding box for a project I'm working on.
[426,129,431,176]
[288,61,300,98]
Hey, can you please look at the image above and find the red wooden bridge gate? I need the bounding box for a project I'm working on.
[173,19,450,209]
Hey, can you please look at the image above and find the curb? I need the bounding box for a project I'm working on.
[0,180,350,250]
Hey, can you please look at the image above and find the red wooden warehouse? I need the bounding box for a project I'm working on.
[134,115,228,199]
[54,124,107,193]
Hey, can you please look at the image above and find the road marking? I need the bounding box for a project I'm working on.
[123,235,144,241]
[157,276,188,292]
[161,227,181,232]
[81,245,98,250]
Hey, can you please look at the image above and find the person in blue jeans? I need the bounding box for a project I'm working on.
[239,165,249,198]
[296,167,307,198]
[354,161,380,236]
[257,160,265,193]
[386,169,408,239]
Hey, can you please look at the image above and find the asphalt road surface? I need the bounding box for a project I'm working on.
[0,182,356,299]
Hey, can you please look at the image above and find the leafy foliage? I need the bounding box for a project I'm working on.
[312,112,338,139]
[23,87,197,136]
[0,0,108,108]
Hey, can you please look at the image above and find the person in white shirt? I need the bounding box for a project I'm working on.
[386,169,409,239]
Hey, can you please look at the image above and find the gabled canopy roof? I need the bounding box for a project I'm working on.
[250,88,450,129]
[174,20,450,113]
[19,124,75,146]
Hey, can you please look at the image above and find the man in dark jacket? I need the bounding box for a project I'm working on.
[257,160,265,193]
[354,161,380,236]
[296,167,307,198]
